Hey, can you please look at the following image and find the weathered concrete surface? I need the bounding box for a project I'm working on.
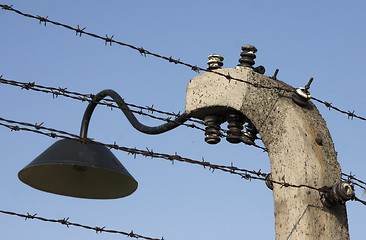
[186,67,349,240]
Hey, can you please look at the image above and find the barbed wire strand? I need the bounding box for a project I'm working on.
[0,76,267,151]
[0,209,164,240]
[0,76,205,130]
[1,4,365,123]
[0,116,365,207]
[311,97,366,121]
[0,117,269,181]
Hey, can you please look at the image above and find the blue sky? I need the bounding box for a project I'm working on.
[1,1,365,239]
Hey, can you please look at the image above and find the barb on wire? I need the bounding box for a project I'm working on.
[0,210,163,240]
[75,25,85,36]
[2,116,366,205]
[342,172,366,192]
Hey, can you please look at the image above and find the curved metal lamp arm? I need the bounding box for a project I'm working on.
[80,89,191,138]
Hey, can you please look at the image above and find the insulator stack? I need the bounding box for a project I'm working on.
[238,45,257,68]
[207,54,224,70]
[226,113,245,144]
[242,122,258,145]
[204,116,221,144]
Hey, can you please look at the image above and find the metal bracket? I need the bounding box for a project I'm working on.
[320,182,355,208]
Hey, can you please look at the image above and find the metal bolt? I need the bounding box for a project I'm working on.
[204,116,221,144]
[238,45,257,68]
[207,54,224,70]
[226,112,245,144]
[271,69,280,80]
[305,77,314,92]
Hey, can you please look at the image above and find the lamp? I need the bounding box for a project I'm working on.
[18,89,190,199]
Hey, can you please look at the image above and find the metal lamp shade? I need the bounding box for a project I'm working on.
[18,139,138,199]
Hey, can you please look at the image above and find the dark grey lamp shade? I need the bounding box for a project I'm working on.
[18,139,138,199]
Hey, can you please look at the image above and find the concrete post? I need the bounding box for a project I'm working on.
[185,67,350,239]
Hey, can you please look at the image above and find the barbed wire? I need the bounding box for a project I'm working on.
[0,209,164,240]
[311,97,366,121]
[0,76,205,131]
[0,116,269,182]
[0,76,267,151]
[0,4,298,95]
[0,4,365,203]
[1,4,365,123]
[354,197,366,206]
[0,3,364,189]
[1,116,366,207]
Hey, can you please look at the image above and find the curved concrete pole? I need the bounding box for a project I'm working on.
[185,67,349,239]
